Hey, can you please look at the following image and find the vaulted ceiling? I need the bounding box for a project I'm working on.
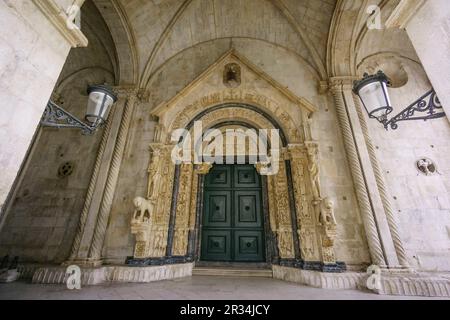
[92,0,337,86]
[90,0,416,89]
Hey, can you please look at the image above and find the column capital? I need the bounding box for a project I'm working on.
[329,77,358,93]
[194,163,213,175]
[113,86,139,100]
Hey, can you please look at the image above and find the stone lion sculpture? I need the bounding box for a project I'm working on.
[319,197,337,226]
[132,196,154,224]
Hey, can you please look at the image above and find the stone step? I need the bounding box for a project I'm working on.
[193,267,273,278]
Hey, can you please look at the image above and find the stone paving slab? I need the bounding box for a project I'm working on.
[0,276,448,300]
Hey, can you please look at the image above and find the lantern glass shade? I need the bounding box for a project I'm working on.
[353,71,393,120]
[86,85,117,127]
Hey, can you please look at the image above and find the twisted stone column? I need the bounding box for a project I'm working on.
[330,82,386,266]
[88,92,137,263]
[68,108,115,262]
[353,97,410,268]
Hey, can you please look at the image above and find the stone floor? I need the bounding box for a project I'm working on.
[1,276,449,300]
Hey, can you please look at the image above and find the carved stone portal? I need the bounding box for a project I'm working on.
[130,137,338,267]
[129,52,338,268]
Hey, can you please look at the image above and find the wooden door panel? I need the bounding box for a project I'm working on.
[201,230,232,261]
[234,231,265,262]
[203,191,231,228]
[234,191,262,228]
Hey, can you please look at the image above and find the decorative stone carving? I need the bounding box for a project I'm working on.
[147,145,164,201]
[305,142,321,200]
[318,198,338,264]
[298,228,315,260]
[417,158,437,176]
[288,144,320,262]
[131,143,175,259]
[319,198,337,228]
[173,228,190,256]
[223,63,241,88]
[169,92,302,143]
[195,163,213,175]
[173,164,194,256]
[277,228,295,259]
[270,160,295,259]
[132,197,154,224]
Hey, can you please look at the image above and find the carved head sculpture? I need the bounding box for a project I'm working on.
[223,63,241,88]
[417,158,436,176]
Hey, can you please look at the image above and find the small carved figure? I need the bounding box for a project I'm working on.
[223,63,241,88]
[417,158,436,176]
[147,148,164,200]
[307,144,321,199]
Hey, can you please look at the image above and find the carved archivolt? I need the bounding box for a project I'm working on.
[165,90,303,144]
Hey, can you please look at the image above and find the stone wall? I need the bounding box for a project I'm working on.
[0,0,72,213]
[0,0,117,263]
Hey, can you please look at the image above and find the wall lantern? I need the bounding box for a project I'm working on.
[41,85,118,135]
[353,71,445,130]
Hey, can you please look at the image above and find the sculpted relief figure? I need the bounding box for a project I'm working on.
[147,147,164,201]
[307,143,321,200]
[318,197,338,263]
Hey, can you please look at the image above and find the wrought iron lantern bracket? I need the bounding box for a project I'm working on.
[353,71,446,130]
[41,100,97,135]
[380,89,444,130]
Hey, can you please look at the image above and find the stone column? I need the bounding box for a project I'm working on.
[87,91,138,265]
[386,0,450,120]
[353,97,410,268]
[330,79,387,267]
[0,0,87,214]
[66,89,137,266]
[331,78,413,268]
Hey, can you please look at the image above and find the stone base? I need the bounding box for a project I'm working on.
[14,263,450,297]
[273,265,450,297]
[31,263,193,286]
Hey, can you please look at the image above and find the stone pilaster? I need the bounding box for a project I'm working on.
[288,144,320,262]
[268,159,296,260]
[172,163,194,257]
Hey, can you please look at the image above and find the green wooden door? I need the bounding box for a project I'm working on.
[201,165,265,262]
